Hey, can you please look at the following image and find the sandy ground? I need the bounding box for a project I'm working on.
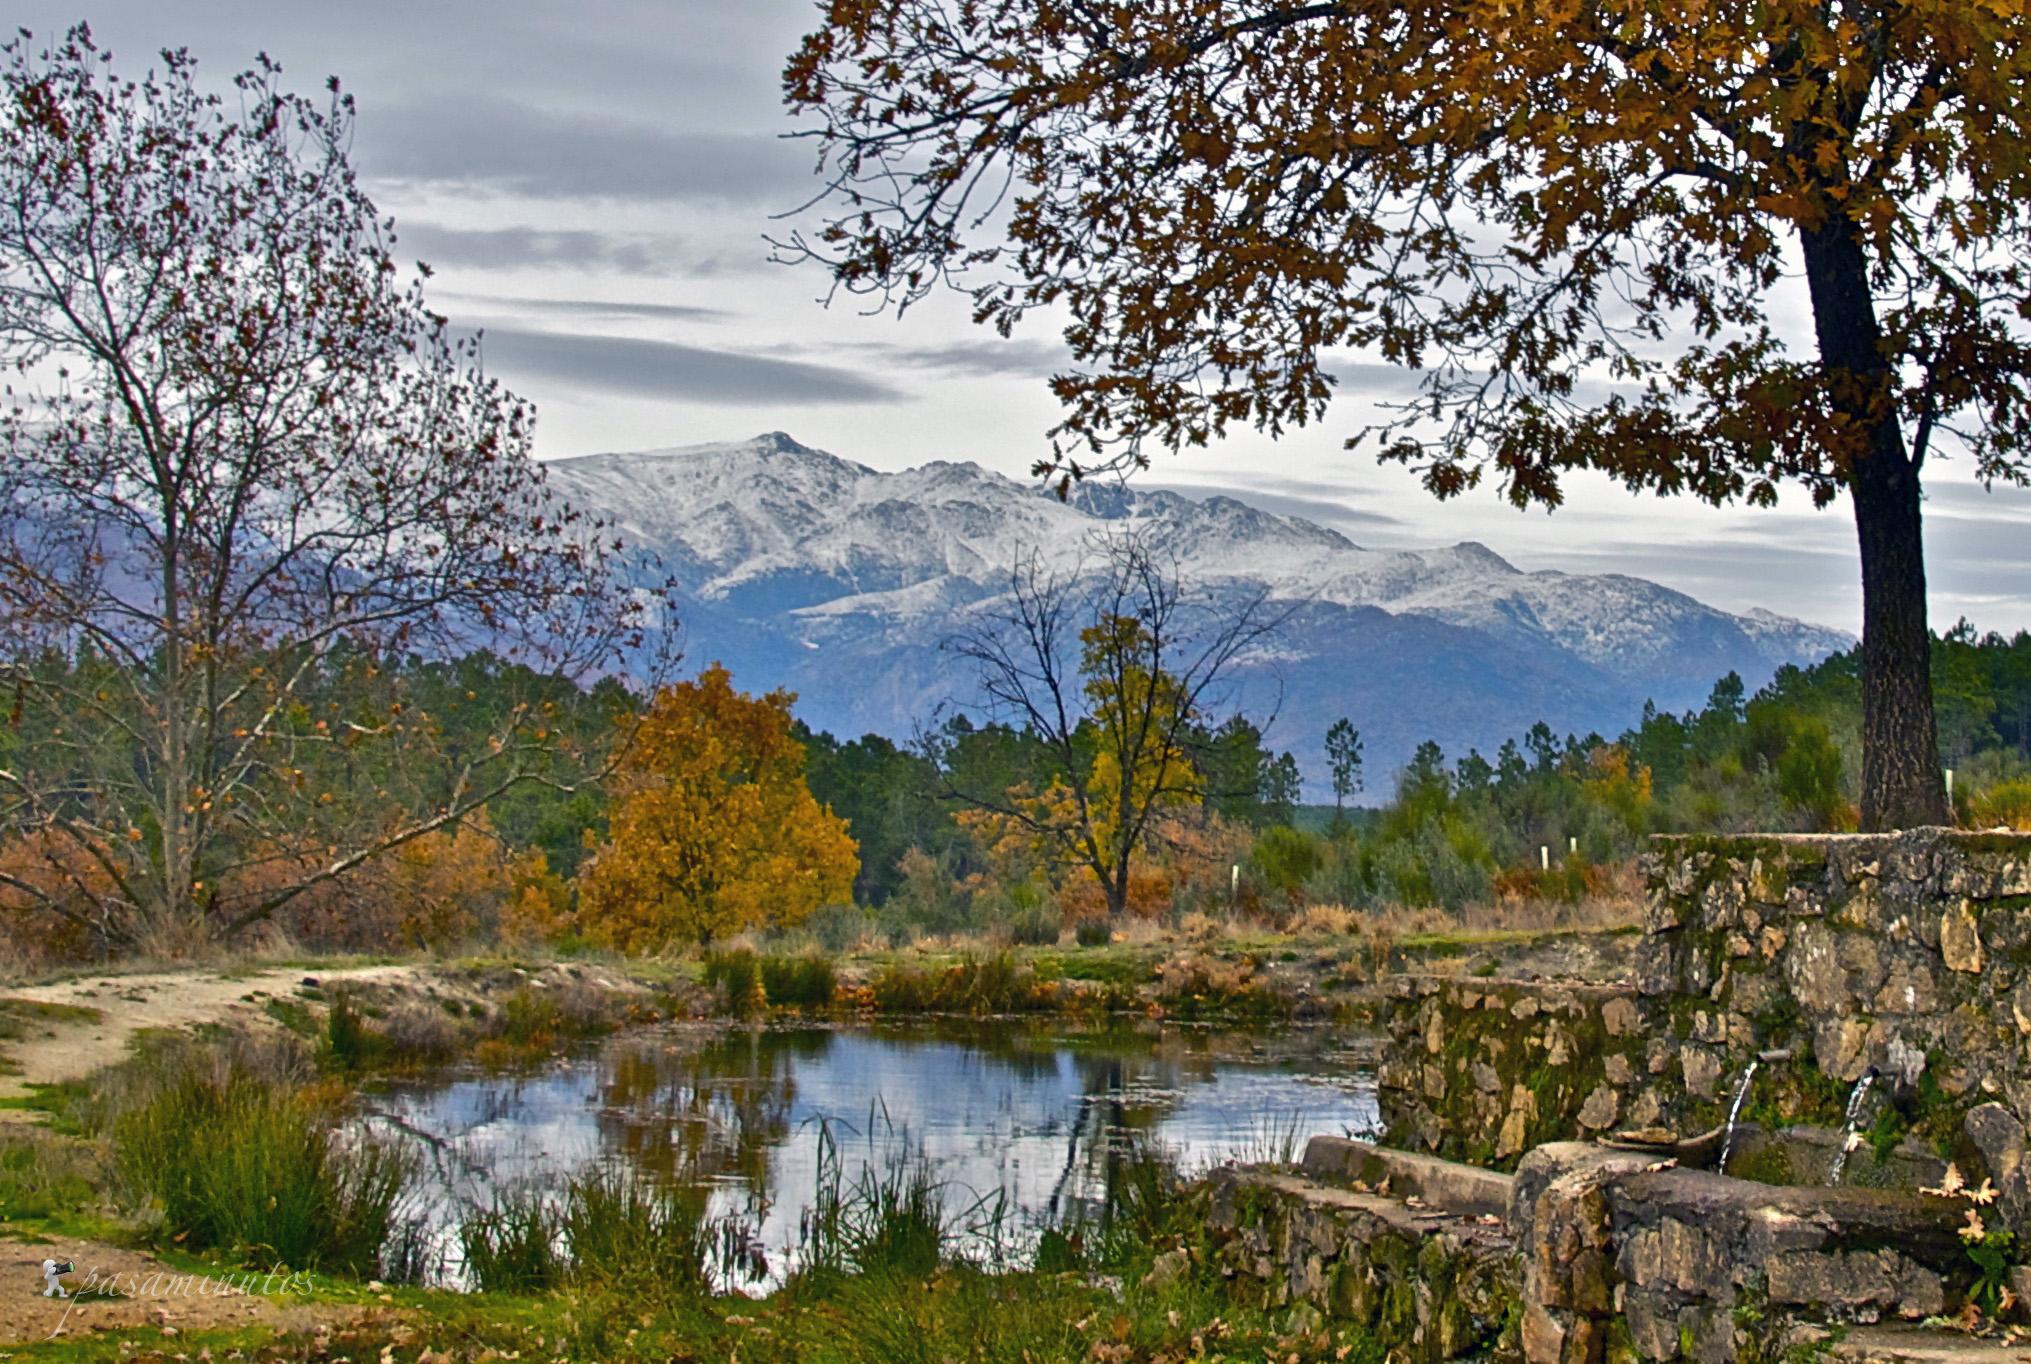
[0,963,415,1105]
[0,964,419,1345]
[0,1231,348,1346]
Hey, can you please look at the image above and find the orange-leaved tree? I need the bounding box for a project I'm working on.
[782,0,2031,831]
[576,666,858,952]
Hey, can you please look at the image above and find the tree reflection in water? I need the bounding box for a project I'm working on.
[368,1020,1378,1287]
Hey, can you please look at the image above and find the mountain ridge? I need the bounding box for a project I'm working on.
[543,432,1852,798]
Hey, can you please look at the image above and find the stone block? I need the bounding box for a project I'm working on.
[1941,900,1985,974]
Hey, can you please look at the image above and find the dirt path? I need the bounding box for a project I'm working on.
[0,963,416,1106]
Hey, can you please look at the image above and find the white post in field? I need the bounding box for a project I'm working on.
[1540,846,1549,871]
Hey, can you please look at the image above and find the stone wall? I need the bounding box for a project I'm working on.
[1380,829,2031,1188]
[1207,1144,1522,1361]
[1377,978,1653,1166]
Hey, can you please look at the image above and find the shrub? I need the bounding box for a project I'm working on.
[1073,917,1112,948]
[1006,900,1061,947]
[1250,825,1320,901]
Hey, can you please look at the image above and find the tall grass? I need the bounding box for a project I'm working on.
[704,949,839,1012]
[459,1165,717,1296]
[799,1110,978,1279]
[110,1049,411,1274]
[459,1187,565,1293]
[868,951,1041,1015]
[760,953,838,1008]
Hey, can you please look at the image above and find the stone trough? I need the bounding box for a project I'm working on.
[1212,827,2031,1363]
[1217,1135,1980,1363]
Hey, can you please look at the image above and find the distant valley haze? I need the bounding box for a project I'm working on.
[11,0,2031,650]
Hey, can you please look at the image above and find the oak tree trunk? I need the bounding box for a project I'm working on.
[1800,217,1950,831]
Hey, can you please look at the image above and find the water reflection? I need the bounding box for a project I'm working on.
[363,1020,1379,1286]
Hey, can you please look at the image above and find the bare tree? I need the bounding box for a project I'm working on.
[943,528,1284,918]
[0,28,665,952]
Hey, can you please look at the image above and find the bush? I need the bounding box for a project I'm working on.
[1250,825,1320,901]
[112,1054,411,1274]
[1006,899,1061,947]
[1073,917,1112,948]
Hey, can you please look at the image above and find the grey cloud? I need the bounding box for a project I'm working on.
[1153,482,1407,532]
[361,94,802,204]
[468,327,907,406]
[866,337,1075,379]
[1924,479,2031,522]
[440,293,731,325]
[396,224,694,275]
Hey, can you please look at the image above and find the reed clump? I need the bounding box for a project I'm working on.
[107,1039,411,1274]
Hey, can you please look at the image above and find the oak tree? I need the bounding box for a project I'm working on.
[0,29,657,952]
[783,0,2031,830]
[576,665,859,952]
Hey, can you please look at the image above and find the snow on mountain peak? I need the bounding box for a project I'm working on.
[538,432,1851,789]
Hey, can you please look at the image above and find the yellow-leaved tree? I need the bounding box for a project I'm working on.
[576,666,858,952]
[946,531,1281,918]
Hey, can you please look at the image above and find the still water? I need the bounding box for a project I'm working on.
[361,1019,1380,1286]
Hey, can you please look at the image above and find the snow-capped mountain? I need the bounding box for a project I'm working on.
[545,432,1852,797]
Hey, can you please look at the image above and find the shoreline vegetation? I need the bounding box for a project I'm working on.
[0,939,1451,1362]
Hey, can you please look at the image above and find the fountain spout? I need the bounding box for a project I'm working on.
[1717,1062,1758,1176]
[1827,1068,1879,1185]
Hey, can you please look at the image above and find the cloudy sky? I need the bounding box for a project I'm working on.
[16,2,2030,635]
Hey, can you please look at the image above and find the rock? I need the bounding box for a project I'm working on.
[1604,1054,1634,1086]
[1521,1302,1566,1364]
[1143,1248,1189,1292]
[1680,1046,1723,1100]
[1578,1086,1621,1132]
[1602,996,1641,1038]
[1965,1104,2026,1185]
[1940,899,1984,973]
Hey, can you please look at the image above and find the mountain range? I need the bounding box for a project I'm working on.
[542,432,1852,800]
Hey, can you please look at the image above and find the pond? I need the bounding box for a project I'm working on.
[359,1018,1380,1288]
